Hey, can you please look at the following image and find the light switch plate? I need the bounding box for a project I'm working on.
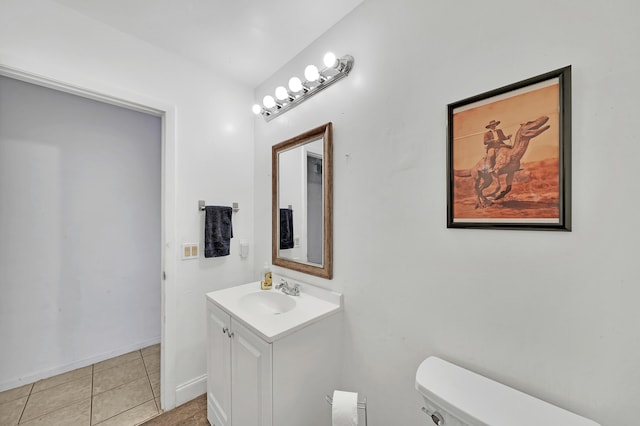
[182,243,199,260]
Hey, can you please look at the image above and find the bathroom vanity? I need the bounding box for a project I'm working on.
[206,281,342,426]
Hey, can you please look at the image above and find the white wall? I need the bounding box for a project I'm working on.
[0,0,256,408]
[0,75,161,388]
[254,0,640,425]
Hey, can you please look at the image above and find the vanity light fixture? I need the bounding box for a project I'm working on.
[252,52,354,121]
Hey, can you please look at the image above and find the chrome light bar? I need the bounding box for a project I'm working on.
[253,53,354,122]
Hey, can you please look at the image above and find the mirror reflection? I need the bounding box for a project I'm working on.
[277,137,324,265]
[272,123,332,279]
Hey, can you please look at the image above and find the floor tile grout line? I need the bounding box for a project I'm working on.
[18,357,130,424]
[4,345,159,426]
[28,368,93,397]
[92,372,152,397]
[17,398,95,426]
[92,397,156,426]
[16,383,33,424]
[142,348,161,420]
[93,352,144,374]
[92,351,156,426]
[92,357,150,398]
[141,349,159,419]
[10,372,92,426]
[90,364,94,426]
[17,386,91,424]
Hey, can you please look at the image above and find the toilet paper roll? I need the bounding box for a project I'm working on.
[332,390,359,426]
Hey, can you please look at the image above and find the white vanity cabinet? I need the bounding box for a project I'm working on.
[206,282,342,426]
[207,301,272,426]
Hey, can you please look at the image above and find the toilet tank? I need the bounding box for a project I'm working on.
[415,357,600,426]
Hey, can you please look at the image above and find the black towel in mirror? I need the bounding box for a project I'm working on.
[279,208,294,249]
[204,206,233,257]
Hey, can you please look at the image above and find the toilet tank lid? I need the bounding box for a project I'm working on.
[415,357,600,426]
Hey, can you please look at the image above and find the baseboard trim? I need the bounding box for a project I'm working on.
[0,336,161,392]
[175,374,207,406]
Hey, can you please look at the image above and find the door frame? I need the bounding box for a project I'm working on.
[0,64,178,410]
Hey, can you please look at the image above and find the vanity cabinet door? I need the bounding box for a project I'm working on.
[230,319,273,426]
[207,301,232,426]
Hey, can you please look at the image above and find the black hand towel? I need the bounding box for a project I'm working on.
[279,208,294,249]
[204,206,233,257]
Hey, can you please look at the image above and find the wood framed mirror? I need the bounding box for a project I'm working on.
[272,122,333,279]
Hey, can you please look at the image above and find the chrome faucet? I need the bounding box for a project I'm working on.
[276,278,300,296]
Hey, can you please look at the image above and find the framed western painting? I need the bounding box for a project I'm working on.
[447,66,571,231]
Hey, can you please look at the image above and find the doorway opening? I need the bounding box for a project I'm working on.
[0,65,175,410]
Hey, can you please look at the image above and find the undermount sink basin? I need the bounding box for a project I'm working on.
[238,291,296,315]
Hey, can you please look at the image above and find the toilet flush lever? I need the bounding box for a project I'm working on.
[421,407,444,425]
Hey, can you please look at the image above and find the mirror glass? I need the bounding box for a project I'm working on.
[272,123,332,279]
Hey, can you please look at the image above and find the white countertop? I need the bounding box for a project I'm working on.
[206,281,342,343]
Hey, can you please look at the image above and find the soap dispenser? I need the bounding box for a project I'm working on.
[261,262,272,290]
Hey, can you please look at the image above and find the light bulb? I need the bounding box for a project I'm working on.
[288,77,303,93]
[252,104,262,115]
[304,64,320,82]
[323,52,337,68]
[263,95,276,109]
[275,86,289,101]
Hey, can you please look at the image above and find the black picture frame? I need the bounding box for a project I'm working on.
[447,66,571,231]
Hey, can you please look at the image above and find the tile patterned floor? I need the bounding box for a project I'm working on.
[0,345,162,426]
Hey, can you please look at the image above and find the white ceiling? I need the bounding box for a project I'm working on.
[52,0,364,87]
